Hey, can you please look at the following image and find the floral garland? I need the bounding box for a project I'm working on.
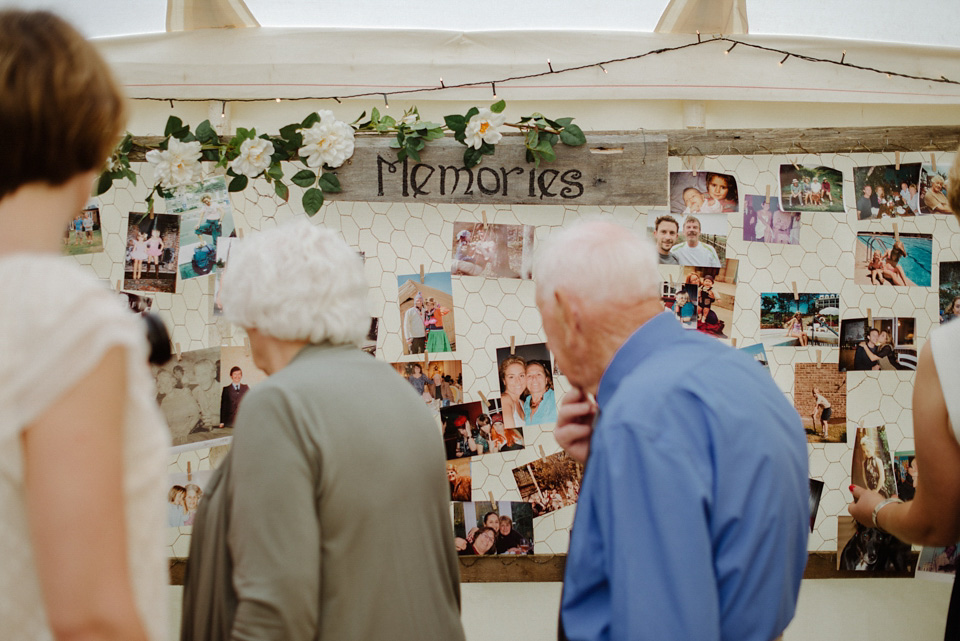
[96,100,586,216]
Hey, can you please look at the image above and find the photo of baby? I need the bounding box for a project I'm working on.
[742,195,800,244]
[669,171,739,214]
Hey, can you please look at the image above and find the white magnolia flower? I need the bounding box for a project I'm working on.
[146,138,202,189]
[464,109,507,149]
[298,110,356,169]
[229,137,273,177]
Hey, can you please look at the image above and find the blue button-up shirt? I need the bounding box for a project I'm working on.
[561,312,808,641]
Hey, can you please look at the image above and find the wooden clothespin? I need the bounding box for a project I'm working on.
[668,273,674,290]
[510,336,516,355]
[867,308,873,326]
[731,337,737,348]
[765,185,771,205]
[236,227,244,239]
[817,350,822,368]
[477,391,487,407]
[538,445,546,458]
[893,223,899,242]
[895,152,901,170]
[792,158,801,171]
[792,282,799,301]
[481,210,488,230]
[186,461,192,482]
[419,264,425,284]
[423,353,429,373]
[115,280,122,292]
[175,342,182,361]
[488,491,496,506]
[932,153,938,173]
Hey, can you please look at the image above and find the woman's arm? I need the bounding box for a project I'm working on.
[22,346,149,641]
[857,341,881,362]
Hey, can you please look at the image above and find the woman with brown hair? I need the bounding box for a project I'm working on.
[499,354,528,429]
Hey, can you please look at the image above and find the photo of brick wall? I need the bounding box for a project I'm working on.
[794,363,846,444]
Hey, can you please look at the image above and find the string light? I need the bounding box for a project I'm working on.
[220,101,226,118]
[383,93,389,109]
[725,42,737,55]
[491,82,497,99]
[168,99,174,109]
[598,64,608,73]
[440,77,445,88]
[841,49,846,64]
[275,97,281,103]
[779,53,789,66]
[696,30,700,43]
[547,58,554,73]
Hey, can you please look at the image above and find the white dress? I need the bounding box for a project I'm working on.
[931,318,960,443]
[0,255,170,641]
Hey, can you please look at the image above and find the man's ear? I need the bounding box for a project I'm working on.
[554,288,583,337]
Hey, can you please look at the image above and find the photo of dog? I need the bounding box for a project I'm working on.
[837,516,911,572]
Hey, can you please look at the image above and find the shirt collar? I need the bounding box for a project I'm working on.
[596,311,683,407]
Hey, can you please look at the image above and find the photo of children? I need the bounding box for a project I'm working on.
[919,161,953,215]
[809,479,824,533]
[940,261,960,324]
[123,212,179,293]
[164,176,235,280]
[669,171,739,214]
[759,293,840,349]
[839,316,917,372]
[645,211,727,268]
[447,460,472,502]
[916,544,959,582]
[442,400,524,460]
[219,346,268,428]
[398,271,456,355]
[153,347,231,451]
[836,515,911,572]
[512,451,584,517]
[166,469,213,527]
[452,501,535,556]
[495,342,556,428]
[851,426,898,499]
[793,363,846,443]
[63,202,104,256]
[660,260,739,337]
[390,359,463,413]
[742,195,800,244]
[893,450,918,501]
[853,163,922,220]
[854,232,932,287]
[778,165,844,213]
[451,222,534,279]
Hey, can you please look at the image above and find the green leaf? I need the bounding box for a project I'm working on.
[95,172,113,196]
[422,127,445,141]
[303,188,324,216]
[274,181,289,202]
[463,146,483,169]
[266,163,283,181]
[465,106,480,121]
[291,169,316,188]
[350,110,367,125]
[164,116,184,137]
[389,138,402,149]
[534,139,557,163]
[122,168,138,186]
[318,172,341,193]
[378,115,396,131]
[228,175,248,192]
[406,141,421,163]
[490,99,506,114]
[301,112,321,129]
[554,117,574,127]
[559,123,586,146]
[195,120,218,145]
[543,132,559,146]
[370,107,381,124]
[525,128,540,149]
[279,123,300,141]
[444,114,466,132]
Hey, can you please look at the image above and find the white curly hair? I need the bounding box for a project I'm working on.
[221,221,368,346]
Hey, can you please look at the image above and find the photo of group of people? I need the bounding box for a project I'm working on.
[759,293,840,349]
[495,342,557,429]
[63,203,104,256]
[450,222,534,279]
[441,400,524,460]
[453,501,535,556]
[742,195,800,244]
[649,212,728,268]
[854,232,932,287]
[511,451,583,517]
[154,347,234,450]
[447,459,472,501]
[391,359,463,413]
[124,212,180,293]
[660,261,739,336]
[778,165,844,213]
[398,271,456,355]
[164,176,236,280]
[839,316,917,372]
[793,363,846,443]
[853,163,923,220]
[919,162,953,214]
[166,469,212,527]
[940,261,960,324]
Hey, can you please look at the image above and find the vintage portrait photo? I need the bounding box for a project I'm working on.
[451,221,534,279]
[738,343,769,369]
[661,260,739,337]
[852,426,898,499]
[759,293,840,349]
[398,271,456,355]
[123,212,179,293]
[853,163,922,220]
[940,261,960,324]
[669,170,739,214]
[164,175,236,280]
[809,479,824,533]
[447,459,472,502]
[390,359,463,413]
[219,346,268,428]
[166,469,213,528]
[742,195,800,244]
[647,211,728,268]
[512,451,584,517]
[778,164,844,213]
[153,346,231,450]
[916,544,959,582]
[837,515,911,572]
[919,161,953,215]
[453,500,535,556]
[495,342,556,428]
[63,202,104,256]
[839,316,917,372]
[893,450,918,501]
[794,363,846,443]
[854,232,932,287]
[442,400,524,460]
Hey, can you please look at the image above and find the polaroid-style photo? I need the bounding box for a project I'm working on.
[442,401,524,460]
[759,293,840,349]
[63,202,104,256]
[219,346,268,429]
[453,500,535,556]
[390,359,463,414]
[893,450,918,502]
[852,163,922,220]
[166,469,213,528]
[738,343,769,370]
[153,347,230,451]
[742,195,800,244]
[669,171,739,214]
[839,316,917,372]
[940,261,960,324]
[647,211,728,268]
[398,271,456,355]
[447,459,472,502]
[919,162,953,215]
[854,232,932,287]
[778,165,844,213]
[837,515,911,572]
[809,479,824,533]
[662,260,739,337]
[495,342,556,428]
[165,176,236,281]
[512,451,584,517]
[916,544,959,582]
[451,222,534,279]
[794,363,847,444]
[851,426,898,499]
[124,212,179,293]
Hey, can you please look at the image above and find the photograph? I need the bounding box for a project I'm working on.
[452,500,535,556]
[451,221,534,279]
[852,163,922,220]
[738,343,769,370]
[153,346,231,450]
[794,363,847,443]
[120,291,153,315]
[839,316,917,372]
[742,195,800,244]
[836,515,911,572]
[447,459,472,502]
[854,232,932,287]
[398,271,456,355]
[389,359,463,413]
[916,544,959,582]
[495,342,556,428]
[893,450,918,502]
[669,170,739,214]
[809,479,824,533]
[62,202,104,256]
[940,261,960,324]
[362,317,379,356]
[211,237,237,316]
[660,260,739,337]
[759,292,840,349]
[851,426,898,499]
[164,175,236,280]
[166,469,213,528]
[778,164,844,213]
[442,400,524,460]
[647,211,728,268]
[511,451,584,517]
[919,161,953,215]
[123,212,179,293]
[219,346,268,428]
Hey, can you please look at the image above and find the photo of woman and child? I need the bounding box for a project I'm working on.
[855,232,932,287]
[660,261,738,337]
[760,293,841,349]
[452,501,535,556]
[166,470,211,527]
[450,222,534,279]
[839,316,917,372]
[669,171,739,214]
[742,195,800,244]
[398,273,456,355]
[778,165,844,213]
[495,342,558,429]
[123,213,180,293]
[392,360,463,413]
[512,451,584,517]
[164,176,236,280]
[851,426,898,500]
[441,400,524,460]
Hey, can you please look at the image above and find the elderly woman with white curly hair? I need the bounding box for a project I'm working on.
[181,222,466,641]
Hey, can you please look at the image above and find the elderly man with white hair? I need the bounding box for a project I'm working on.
[181,222,466,641]
[535,220,808,641]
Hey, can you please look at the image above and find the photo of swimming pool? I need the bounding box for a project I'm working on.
[855,233,932,287]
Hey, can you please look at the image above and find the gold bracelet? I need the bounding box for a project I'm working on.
[871,497,903,532]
